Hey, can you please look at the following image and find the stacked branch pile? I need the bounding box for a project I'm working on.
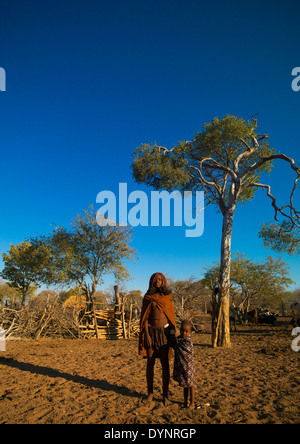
[0,285,141,340]
[0,299,79,339]
[79,309,123,339]
[79,306,140,339]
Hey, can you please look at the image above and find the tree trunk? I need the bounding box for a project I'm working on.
[128,303,133,339]
[114,285,121,320]
[90,283,99,340]
[121,295,128,339]
[21,290,27,307]
[215,206,235,347]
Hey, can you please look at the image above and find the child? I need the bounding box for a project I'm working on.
[173,320,196,409]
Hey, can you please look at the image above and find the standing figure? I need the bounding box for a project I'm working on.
[139,272,176,405]
[173,320,196,409]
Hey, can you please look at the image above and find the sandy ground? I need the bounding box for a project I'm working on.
[0,317,299,424]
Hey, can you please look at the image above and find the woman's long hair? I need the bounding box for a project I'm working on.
[148,272,167,290]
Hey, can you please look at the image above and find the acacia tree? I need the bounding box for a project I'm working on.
[132,114,300,347]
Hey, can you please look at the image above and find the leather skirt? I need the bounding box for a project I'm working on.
[148,324,171,351]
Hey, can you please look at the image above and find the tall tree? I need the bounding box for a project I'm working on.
[132,114,300,347]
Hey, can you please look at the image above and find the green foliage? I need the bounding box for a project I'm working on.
[59,286,83,303]
[132,141,190,191]
[1,206,137,305]
[203,253,294,308]
[1,241,50,304]
[0,279,22,306]
[123,289,143,311]
[192,115,274,174]
[259,221,300,255]
[132,115,276,209]
[41,206,137,299]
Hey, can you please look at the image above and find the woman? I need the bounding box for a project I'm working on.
[139,272,176,405]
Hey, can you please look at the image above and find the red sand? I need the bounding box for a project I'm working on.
[0,318,299,424]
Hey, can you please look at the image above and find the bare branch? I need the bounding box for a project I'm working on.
[238,138,252,152]
[247,153,300,176]
[155,139,194,154]
[235,133,269,169]
[189,165,222,195]
[247,182,300,228]
[188,164,226,214]
[155,145,175,154]
[243,153,300,227]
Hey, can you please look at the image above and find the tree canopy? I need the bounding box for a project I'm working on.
[132,115,276,212]
[1,241,49,305]
[40,206,137,302]
[1,207,136,306]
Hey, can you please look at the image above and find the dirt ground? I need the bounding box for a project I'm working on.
[0,317,299,424]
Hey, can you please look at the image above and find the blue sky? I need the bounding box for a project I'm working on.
[0,0,299,295]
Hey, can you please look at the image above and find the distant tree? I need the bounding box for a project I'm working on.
[169,277,211,321]
[59,286,83,303]
[132,114,299,346]
[42,206,136,305]
[292,288,300,303]
[30,290,59,310]
[0,279,22,307]
[125,289,143,311]
[94,290,110,307]
[1,241,48,306]
[204,253,294,310]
